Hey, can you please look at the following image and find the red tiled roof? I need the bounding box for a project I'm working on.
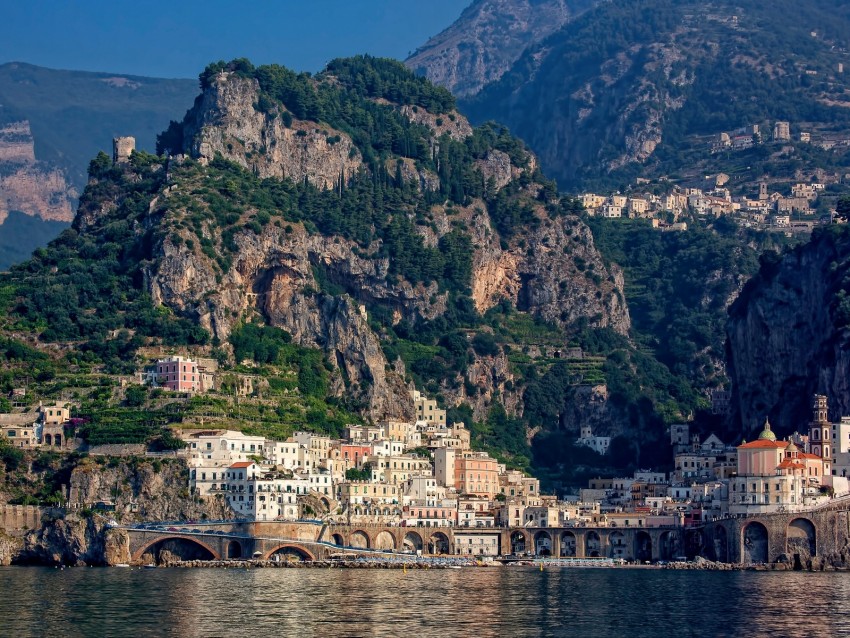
[229,461,255,468]
[799,452,822,460]
[738,440,787,449]
[777,460,805,469]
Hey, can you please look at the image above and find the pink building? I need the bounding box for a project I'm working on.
[156,356,200,393]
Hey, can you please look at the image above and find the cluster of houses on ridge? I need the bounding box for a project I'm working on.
[580,179,837,234]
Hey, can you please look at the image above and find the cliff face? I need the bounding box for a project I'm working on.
[17,514,130,566]
[141,69,628,421]
[727,227,850,436]
[0,121,76,225]
[181,74,362,189]
[407,0,597,98]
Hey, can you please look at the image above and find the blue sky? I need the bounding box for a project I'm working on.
[0,1,466,78]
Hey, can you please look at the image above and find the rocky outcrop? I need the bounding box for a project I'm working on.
[149,222,437,420]
[399,105,472,141]
[0,530,22,566]
[181,73,361,189]
[16,513,128,566]
[727,227,850,436]
[406,0,595,98]
[0,120,77,225]
[465,207,630,333]
[68,457,232,522]
[443,348,523,421]
[18,513,108,566]
[265,292,415,420]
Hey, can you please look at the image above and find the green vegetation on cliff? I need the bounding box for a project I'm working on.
[0,56,768,486]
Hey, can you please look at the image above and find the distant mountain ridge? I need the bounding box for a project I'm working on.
[406,0,597,98]
[433,0,850,189]
[0,62,197,268]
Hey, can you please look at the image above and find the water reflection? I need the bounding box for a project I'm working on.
[2,567,850,638]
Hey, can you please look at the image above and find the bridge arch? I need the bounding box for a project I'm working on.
[374,531,396,551]
[350,530,370,549]
[742,521,769,564]
[510,531,528,555]
[266,544,315,562]
[331,533,345,546]
[787,518,817,562]
[560,531,577,557]
[534,530,552,556]
[659,531,678,561]
[403,531,423,553]
[609,531,626,559]
[132,535,219,563]
[429,532,450,555]
[227,540,243,559]
[585,531,601,557]
[635,531,652,563]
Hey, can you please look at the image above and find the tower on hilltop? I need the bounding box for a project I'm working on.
[113,136,135,164]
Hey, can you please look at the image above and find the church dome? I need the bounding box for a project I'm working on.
[758,417,777,442]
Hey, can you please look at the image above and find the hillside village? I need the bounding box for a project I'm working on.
[581,118,850,233]
[581,179,839,235]
[5,349,850,556]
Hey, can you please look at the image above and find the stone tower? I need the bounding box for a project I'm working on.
[113,136,136,164]
[758,182,768,201]
[809,394,832,476]
[773,121,790,142]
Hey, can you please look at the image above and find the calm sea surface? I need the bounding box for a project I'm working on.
[1,566,849,638]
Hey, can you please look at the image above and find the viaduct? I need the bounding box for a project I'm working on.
[125,507,850,567]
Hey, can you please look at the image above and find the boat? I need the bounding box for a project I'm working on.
[113,564,130,568]
[144,564,157,569]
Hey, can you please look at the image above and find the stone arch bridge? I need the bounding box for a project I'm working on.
[126,521,687,565]
[124,508,850,566]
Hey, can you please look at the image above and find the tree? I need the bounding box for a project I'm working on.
[124,385,147,407]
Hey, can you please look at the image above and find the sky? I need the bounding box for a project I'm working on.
[0,0,467,78]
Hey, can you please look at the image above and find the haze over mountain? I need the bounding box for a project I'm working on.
[422,0,850,190]
[406,0,597,98]
[0,62,197,269]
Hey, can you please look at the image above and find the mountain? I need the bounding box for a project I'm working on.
[727,224,850,437]
[406,0,597,98]
[0,56,759,489]
[456,0,850,190]
[0,62,197,268]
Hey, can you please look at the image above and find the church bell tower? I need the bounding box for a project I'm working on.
[809,394,832,476]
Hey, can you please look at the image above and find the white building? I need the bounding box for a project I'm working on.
[576,425,611,455]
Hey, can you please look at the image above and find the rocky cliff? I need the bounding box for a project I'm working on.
[0,121,76,225]
[16,513,130,566]
[67,457,231,523]
[407,0,597,98]
[140,65,628,421]
[0,454,222,565]
[727,226,850,436]
[180,74,362,189]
